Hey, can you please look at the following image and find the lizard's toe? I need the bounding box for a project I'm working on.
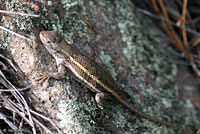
[35,72,50,85]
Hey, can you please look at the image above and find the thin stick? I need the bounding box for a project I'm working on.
[30,110,62,134]
[181,0,189,49]
[0,10,39,17]
[0,71,36,134]
[150,0,160,14]
[137,8,200,36]
[0,84,32,92]
[0,112,18,130]
[0,26,32,42]
[192,37,200,47]
[32,117,54,134]
[5,99,37,134]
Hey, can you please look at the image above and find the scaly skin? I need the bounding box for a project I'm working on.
[39,31,185,131]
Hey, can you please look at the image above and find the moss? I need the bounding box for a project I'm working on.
[57,99,98,134]
[99,51,117,78]
[0,0,34,47]
[4,0,34,32]
[119,9,177,89]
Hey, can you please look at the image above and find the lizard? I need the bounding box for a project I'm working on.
[38,30,186,131]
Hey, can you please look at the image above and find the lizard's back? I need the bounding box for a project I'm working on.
[59,40,129,100]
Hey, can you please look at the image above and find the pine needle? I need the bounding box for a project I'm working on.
[0,10,39,17]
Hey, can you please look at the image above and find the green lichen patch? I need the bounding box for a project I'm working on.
[0,0,34,47]
[36,0,91,43]
[118,8,177,89]
[99,51,117,78]
[57,99,98,134]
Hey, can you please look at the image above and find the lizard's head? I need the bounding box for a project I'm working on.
[40,31,62,52]
[40,31,60,43]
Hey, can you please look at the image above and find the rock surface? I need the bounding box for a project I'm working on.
[1,0,199,133]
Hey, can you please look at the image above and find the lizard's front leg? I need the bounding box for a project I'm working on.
[48,64,66,79]
[37,64,66,85]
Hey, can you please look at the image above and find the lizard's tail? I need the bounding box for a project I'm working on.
[114,93,192,133]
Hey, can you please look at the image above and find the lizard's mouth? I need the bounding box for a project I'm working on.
[40,31,62,44]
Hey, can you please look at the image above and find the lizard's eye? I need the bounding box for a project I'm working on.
[47,40,51,44]
[52,36,61,43]
[52,38,57,43]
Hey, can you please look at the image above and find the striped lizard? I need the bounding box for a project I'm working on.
[39,31,186,131]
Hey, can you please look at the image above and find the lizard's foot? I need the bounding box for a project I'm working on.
[35,72,50,85]
[95,92,110,109]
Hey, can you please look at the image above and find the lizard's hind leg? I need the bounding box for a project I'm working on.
[95,92,110,109]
